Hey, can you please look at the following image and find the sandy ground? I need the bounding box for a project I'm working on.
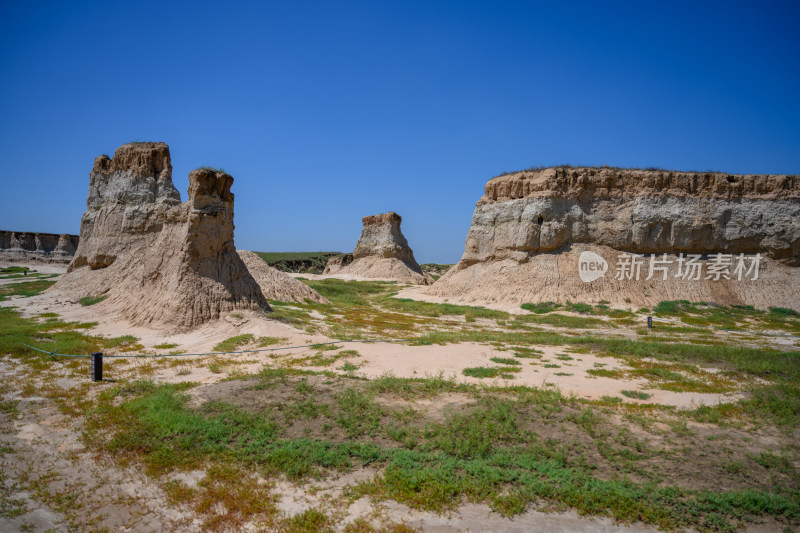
[4,289,741,409]
[0,266,786,531]
[395,284,532,314]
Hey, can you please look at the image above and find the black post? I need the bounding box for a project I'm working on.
[91,352,103,382]
[647,316,653,329]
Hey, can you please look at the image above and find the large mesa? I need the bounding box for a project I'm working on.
[323,212,433,285]
[0,231,79,263]
[426,167,800,309]
[49,142,270,328]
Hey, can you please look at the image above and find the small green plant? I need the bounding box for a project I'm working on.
[769,307,800,317]
[490,357,521,366]
[257,336,287,346]
[600,395,623,404]
[104,335,143,352]
[521,301,561,314]
[340,362,358,372]
[566,302,593,314]
[213,334,254,352]
[621,390,652,400]
[463,366,501,378]
[78,295,106,306]
[154,343,179,350]
[587,368,623,378]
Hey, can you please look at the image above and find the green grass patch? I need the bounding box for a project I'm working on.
[769,307,800,318]
[521,301,562,314]
[78,294,106,306]
[587,368,623,378]
[621,390,652,400]
[0,279,56,300]
[213,334,254,352]
[489,357,521,366]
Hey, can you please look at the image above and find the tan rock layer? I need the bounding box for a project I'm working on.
[461,168,800,266]
[483,167,800,203]
[427,167,800,310]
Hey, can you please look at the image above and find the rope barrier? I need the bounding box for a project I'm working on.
[23,338,413,359]
[653,317,800,339]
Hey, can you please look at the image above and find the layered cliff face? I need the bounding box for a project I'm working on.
[50,142,270,329]
[323,212,432,285]
[427,167,800,309]
[0,231,79,263]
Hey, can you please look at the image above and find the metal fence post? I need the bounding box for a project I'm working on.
[91,352,103,382]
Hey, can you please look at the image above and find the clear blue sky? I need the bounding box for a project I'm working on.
[1,1,798,263]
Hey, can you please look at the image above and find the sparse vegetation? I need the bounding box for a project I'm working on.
[78,294,106,306]
[3,277,800,531]
[213,334,255,352]
[621,390,652,400]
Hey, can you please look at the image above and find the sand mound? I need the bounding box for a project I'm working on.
[49,142,269,329]
[323,212,433,285]
[427,244,800,309]
[237,250,328,304]
[427,167,800,309]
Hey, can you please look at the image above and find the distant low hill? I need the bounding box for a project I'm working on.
[419,263,454,280]
[254,252,343,274]
[253,252,454,279]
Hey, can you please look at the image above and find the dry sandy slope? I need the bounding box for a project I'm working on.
[425,244,800,311]
[323,256,432,285]
[238,250,328,304]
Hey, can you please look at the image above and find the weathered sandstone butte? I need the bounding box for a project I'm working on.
[323,212,433,285]
[0,231,79,263]
[426,167,800,310]
[49,142,271,329]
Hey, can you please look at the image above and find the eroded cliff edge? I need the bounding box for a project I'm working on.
[427,167,800,310]
[0,231,79,264]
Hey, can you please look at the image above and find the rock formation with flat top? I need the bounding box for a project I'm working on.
[426,167,800,310]
[0,231,79,263]
[50,142,270,329]
[323,212,432,285]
